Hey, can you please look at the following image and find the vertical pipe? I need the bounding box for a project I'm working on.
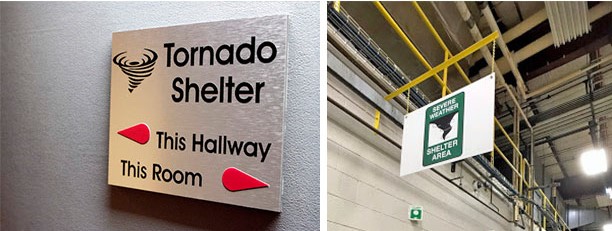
[587,73,599,147]
[530,165,535,231]
[514,107,520,192]
[530,126,535,230]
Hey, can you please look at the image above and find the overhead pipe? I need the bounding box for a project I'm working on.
[455,2,533,125]
[546,139,568,178]
[526,61,612,104]
[587,71,600,147]
[483,2,611,77]
[503,9,548,44]
[525,31,611,78]
[533,101,612,142]
[454,2,505,85]
[482,4,529,100]
[533,126,590,146]
[496,61,612,124]
[470,8,548,62]
[499,83,612,142]
[527,55,612,98]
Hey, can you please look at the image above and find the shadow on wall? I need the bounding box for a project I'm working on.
[109,186,279,230]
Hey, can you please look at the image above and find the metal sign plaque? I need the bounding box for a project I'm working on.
[108,15,287,212]
[400,74,495,176]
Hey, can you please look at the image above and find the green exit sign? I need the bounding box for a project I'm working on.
[409,206,423,220]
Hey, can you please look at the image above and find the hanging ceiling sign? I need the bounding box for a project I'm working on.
[400,74,495,176]
[108,15,287,212]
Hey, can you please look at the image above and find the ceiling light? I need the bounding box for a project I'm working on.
[603,223,612,231]
[580,149,607,175]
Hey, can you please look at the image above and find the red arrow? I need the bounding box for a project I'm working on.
[222,167,269,192]
[117,123,150,144]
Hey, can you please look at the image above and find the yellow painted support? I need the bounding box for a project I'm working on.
[411,1,472,85]
[494,145,521,177]
[385,31,499,100]
[494,118,523,159]
[521,158,525,194]
[442,51,449,97]
[519,158,522,195]
[524,161,530,187]
[372,1,451,93]
[373,110,381,129]
[333,1,341,12]
[543,202,547,228]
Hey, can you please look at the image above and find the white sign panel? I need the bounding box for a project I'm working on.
[108,15,287,212]
[400,74,495,176]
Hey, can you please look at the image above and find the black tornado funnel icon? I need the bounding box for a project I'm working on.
[430,111,458,140]
[112,48,158,93]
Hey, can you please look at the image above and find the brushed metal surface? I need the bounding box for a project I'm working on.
[108,15,287,212]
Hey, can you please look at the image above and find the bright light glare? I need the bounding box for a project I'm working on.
[607,187,612,199]
[580,149,607,175]
[603,223,612,231]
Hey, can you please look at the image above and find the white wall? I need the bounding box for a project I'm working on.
[0,2,319,230]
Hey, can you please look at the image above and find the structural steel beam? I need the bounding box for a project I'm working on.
[504,9,548,44]
[521,13,611,80]
[482,5,528,99]
[502,79,612,134]
[527,55,612,99]
[534,125,590,146]
[558,173,611,200]
[476,2,611,76]
[531,83,612,125]
[546,139,568,178]
[471,8,548,62]
[384,31,499,100]
[525,35,611,79]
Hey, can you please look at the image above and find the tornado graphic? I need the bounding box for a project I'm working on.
[112,48,157,93]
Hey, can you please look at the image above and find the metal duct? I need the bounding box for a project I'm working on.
[545,1,591,47]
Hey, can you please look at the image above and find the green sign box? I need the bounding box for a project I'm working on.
[409,206,423,220]
[422,92,464,166]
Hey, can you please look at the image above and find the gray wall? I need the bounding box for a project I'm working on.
[0,2,319,230]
